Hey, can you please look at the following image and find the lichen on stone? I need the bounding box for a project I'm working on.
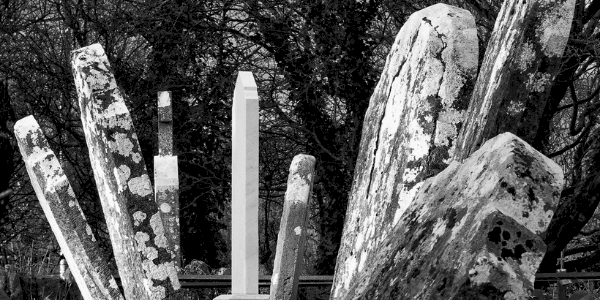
[159,203,171,213]
[149,212,169,249]
[526,72,552,93]
[536,1,574,57]
[109,132,135,157]
[103,102,131,130]
[133,211,147,227]
[116,165,131,192]
[518,42,536,71]
[128,174,153,197]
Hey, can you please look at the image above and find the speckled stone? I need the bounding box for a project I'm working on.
[332,4,478,298]
[72,43,179,300]
[338,133,563,300]
[269,154,315,300]
[452,0,575,160]
[14,116,124,300]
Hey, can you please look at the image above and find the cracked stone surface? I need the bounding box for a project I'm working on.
[71,43,179,300]
[331,4,478,298]
[452,0,575,160]
[339,133,563,300]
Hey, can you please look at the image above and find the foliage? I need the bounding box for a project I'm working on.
[0,0,407,275]
[4,0,600,288]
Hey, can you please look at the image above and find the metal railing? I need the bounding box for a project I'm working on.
[35,273,600,287]
[176,275,334,287]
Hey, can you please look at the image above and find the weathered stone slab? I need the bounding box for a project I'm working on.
[14,116,124,300]
[331,4,478,298]
[269,154,315,300]
[452,0,575,161]
[340,133,563,299]
[154,155,180,267]
[72,43,179,300]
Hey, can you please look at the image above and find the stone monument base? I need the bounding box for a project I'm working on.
[214,295,269,300]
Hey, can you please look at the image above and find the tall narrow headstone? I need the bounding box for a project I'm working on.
[154,91,180,268]
[14,116,124,300]
[72,43,179,300]
[452,0,575,160]
[215,72,268,300]
[269,155,315,300]
[332,4,478,298]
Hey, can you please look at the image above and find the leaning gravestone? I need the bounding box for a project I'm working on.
[332,3,478,297]
[72,44,179,300]
[14,116,124,300]
[269,154,316,300]
[452,0,575,160]
[339,133,563,299]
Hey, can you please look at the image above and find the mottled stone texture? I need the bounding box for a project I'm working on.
[332,4,478,298]
[72,44,179,300]
[269,155,315,300]
[155,91,180,268]
[338,133,563,300]
[14,116,124,300]
[452,0,575,161]
[154,156,180,268]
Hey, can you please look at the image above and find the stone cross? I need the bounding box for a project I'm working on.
[269,154,315,300]
[215,71,268,300]
[154,91,181,268]
[14,116,124,300]
[72,43,179,300]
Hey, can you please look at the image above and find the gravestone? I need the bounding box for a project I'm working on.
[452,0,575,160]
[14,116,124,300]
[154,91,181,268]
[72,43,179,300]
[340,133,563,299]
[332,4,478,297]
[269,154,315,300]
[214,72,268,300]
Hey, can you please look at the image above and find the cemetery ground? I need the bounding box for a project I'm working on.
[6,0,600,299]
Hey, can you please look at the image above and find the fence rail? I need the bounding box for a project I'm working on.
[33,274,335,288]
[31,273,600,288]
[535,272,600,281]
[176,275,334,287]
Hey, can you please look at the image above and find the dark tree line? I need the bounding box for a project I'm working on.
[2,0,600,279]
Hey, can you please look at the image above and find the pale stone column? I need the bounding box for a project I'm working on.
[72,43,179,300]
[14,116,124,300]
[214,72,268,300]
[154,91,181,268]
[269,155,315,300]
